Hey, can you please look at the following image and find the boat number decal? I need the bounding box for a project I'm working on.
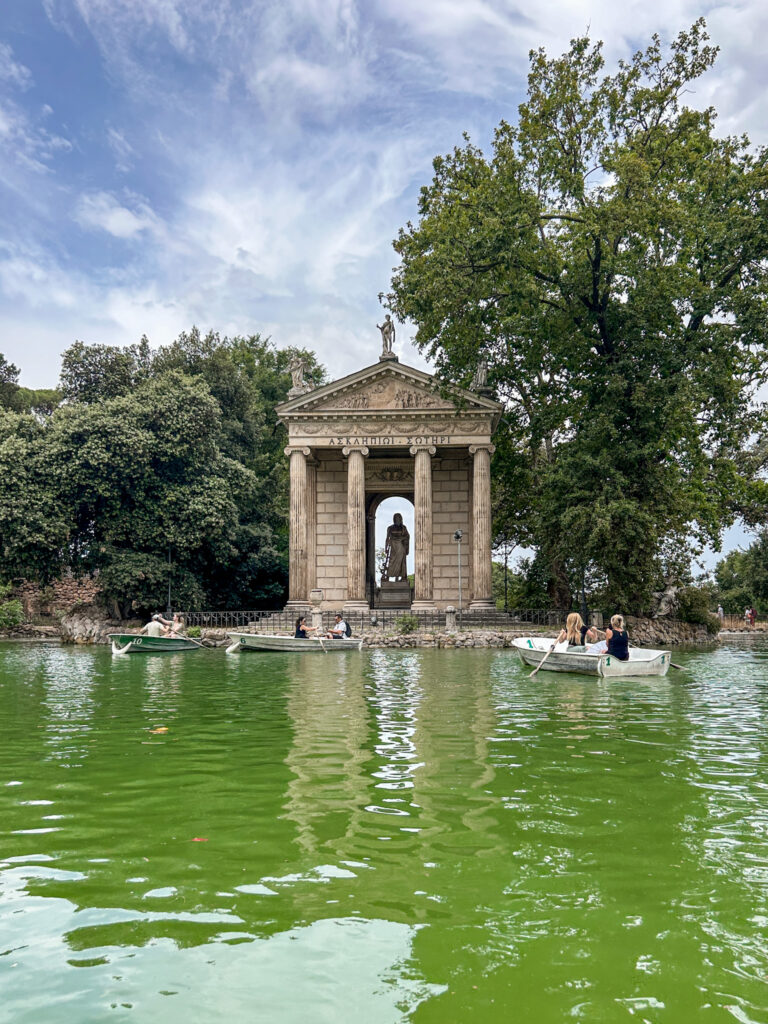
[527,639,533,648]
[241,637,246,645]
[135,637,142,645]
[662,655,666,663]
[605,656,610,665]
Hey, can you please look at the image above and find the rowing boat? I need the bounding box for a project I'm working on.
[109,633,200,655]
[226,632,363,653]
[512,637,671,677]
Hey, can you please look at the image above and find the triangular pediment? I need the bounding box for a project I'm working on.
[277,360,501,418]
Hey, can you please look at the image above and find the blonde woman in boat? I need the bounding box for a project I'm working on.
[604,614,630,661]
[556,612,597,648]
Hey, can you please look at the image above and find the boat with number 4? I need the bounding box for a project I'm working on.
[226,632,363,653]
[512,637,672,677]
[109,633,200,655]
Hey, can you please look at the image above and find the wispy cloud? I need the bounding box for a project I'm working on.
[74,191,162,239]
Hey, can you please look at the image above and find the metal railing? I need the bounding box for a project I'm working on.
[180,607,556,632]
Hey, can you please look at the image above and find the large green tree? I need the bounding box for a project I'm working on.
[387,21,768,612]
[0,331,325,614]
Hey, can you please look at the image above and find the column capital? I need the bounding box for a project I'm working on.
[342,445,369,458]
[284,445,311,457]
[469,443,495,457]
[409,444,437,457]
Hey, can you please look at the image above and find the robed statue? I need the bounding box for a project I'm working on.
[383,512,409,581]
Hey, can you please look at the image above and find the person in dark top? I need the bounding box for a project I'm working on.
[556,612,596,647]
[605,614,629,660]
[294,616,317,639]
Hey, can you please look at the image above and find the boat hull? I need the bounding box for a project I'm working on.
[226,632,363,653]
[512,637,671,677]
[108,633,199,654]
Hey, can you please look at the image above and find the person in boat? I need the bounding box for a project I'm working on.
[140,614,166,638]
[156,613,185,636]
[295,616,318,639]
[327,614,349,639]
[604,614,630,661]
[556,612,596,648]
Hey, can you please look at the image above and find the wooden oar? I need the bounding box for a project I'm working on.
[530,641,557,677]
[318,635,327,654]
[169,630,215,651]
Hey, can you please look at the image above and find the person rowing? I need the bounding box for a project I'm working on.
[556,612,597,648]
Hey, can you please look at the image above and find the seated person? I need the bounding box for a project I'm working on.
[556,612,596,647]
[141,614,166,637]
[295,616,317,639]
[157,612,185,636]
[327,614,349,639]
[605,614,630,661]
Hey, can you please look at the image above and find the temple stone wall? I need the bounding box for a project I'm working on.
[431,457,471,608]
[315,454,348,606]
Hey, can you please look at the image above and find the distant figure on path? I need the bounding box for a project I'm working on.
[377,314,395,355]
[383,513,409,581]
[749,607,757,627]
[717,604,724,622]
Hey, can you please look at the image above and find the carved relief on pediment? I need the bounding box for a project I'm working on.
[306,376,455,414]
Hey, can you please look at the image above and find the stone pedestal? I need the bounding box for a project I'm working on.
[377,581,412,609]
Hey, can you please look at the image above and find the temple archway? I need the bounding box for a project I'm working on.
[366,494,415,608]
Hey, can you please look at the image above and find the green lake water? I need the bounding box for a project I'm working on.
[1,638,767,1023]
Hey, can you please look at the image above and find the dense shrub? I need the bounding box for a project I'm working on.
[675,586,721,634]
[394,614,420,634]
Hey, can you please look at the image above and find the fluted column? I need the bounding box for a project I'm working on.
[306,457,318,593]
[343,445,369,612]
[469,444,495,609]
[285,446,311,608]
[410,444,437,611]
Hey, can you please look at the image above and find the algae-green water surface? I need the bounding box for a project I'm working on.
[1,638,767,1023]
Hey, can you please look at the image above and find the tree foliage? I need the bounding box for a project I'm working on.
[387,21,768,612]
[715,532,768,615]
[0,330,325,615]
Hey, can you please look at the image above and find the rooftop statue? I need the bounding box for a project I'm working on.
[377,314,395,356]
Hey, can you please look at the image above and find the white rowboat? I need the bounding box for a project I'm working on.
[512,636,672,677]
[226,632,363,654]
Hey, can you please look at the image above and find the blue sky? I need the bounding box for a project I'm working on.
[1,0,765,569]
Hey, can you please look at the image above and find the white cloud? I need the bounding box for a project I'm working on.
[0,42,32,90]
[74,191,162,239]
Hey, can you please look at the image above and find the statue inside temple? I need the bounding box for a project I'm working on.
[383,512,409,582]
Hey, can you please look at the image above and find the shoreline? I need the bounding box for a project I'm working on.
[3,620,765,648]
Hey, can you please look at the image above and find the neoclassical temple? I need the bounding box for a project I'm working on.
[276,346,502,614]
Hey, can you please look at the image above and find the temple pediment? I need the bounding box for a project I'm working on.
[277,360,501,418]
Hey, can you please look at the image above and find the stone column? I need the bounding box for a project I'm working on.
[285,446,311,609]
[306,457,318,593]
[342,445,369,614]
[410,444,437,612]
[469,444,495,610]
